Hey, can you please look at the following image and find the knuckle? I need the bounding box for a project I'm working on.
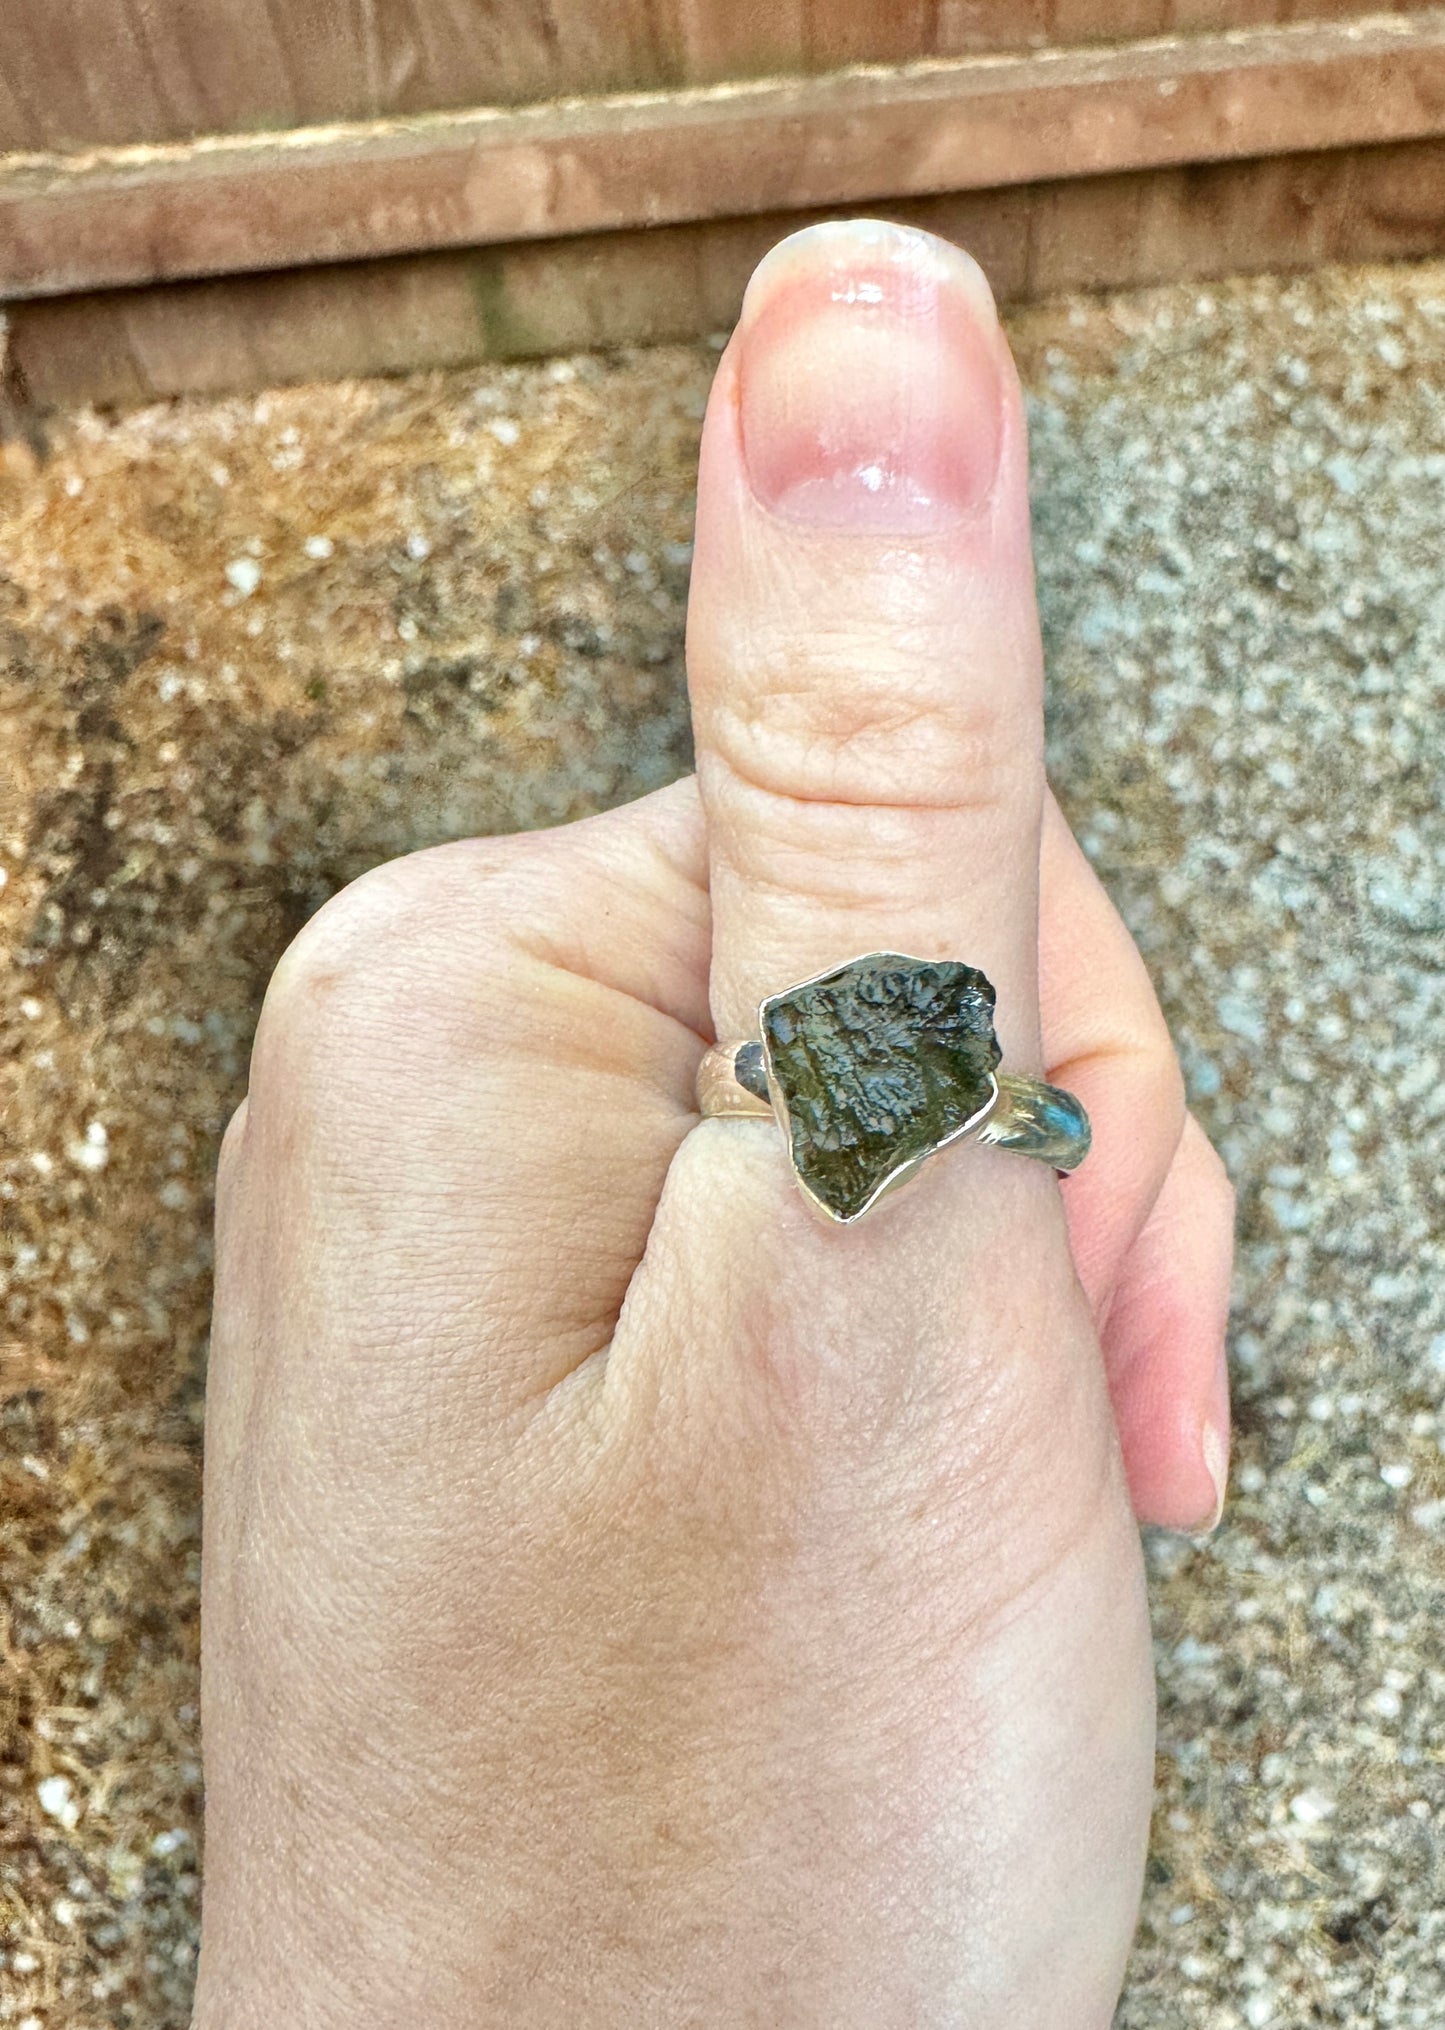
[704,748,973,920]
[250,843,518,1096]
[261,861,424,1041]
[704,618,1036,813]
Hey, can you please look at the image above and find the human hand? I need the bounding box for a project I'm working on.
[195,220,1233,2028]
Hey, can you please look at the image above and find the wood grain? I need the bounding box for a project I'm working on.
[0,2,678,151]
[3,12,1444,299]
[4,0,1444,149]
[8,136,1442,410]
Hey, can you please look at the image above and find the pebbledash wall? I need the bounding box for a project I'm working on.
[1,0,1445,403]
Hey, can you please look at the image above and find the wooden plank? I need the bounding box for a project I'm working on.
[0,0,295,152]
[0,56,46,154]
[667,0,808,81]
[934,2,1052,54]
[2,12,1444,300]
[0,1,692,153]
[803,0,951,66]
[8,135,1442,411]
[1050,1,1170,39]
[939,0,1445,49]
[3,252,488,407]
[672,0,953,73]
[1167,0,1279,21]
[6,0,1445,151]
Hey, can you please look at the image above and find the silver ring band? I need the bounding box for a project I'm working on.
[698,1043,1091,1173]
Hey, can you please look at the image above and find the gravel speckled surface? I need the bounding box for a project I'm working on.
[1,258,1441,2027]
[1033,268,1445,2030]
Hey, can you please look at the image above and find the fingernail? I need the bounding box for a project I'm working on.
[1197,1419,1230,1534]
[736,219,1004,533]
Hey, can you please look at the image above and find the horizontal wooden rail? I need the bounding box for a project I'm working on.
[7,0,1444,154]
[9,137,1441,411]
[1,10,1443,299]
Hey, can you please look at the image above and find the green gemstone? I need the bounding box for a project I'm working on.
[761,954,1001,1222]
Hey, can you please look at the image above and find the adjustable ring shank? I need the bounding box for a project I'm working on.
[975,1073,1092,1172]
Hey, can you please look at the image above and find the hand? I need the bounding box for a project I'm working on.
[195,220,1233,2029]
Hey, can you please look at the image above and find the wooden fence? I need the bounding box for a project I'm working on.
[2,1,1443,404]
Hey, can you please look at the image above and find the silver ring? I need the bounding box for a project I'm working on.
[696,952,1090,1225]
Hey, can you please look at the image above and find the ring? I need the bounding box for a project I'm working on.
[696,952,1090,1225]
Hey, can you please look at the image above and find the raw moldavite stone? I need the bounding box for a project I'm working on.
[761,954,1001,1221]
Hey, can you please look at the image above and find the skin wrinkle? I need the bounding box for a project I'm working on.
[506,857,714,1033]
[317,1206,659,1404]
[506,952,715,1064]
[710,792,1005,873]
[697,647,1041,806]
[706,841,1033,955]
[701,726,1039,819]
[698,612,1034,766]
[712,783,1011,864]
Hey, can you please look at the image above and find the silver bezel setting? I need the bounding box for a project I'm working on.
[757,951,1003,1226]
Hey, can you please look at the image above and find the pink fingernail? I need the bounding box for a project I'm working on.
[737,219,1005,533]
